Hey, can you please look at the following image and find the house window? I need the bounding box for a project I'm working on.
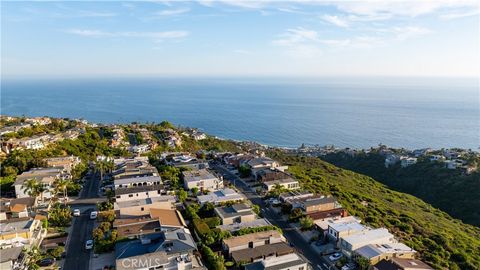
[299,267,304,270]
[248,242,253,248]
[146,192,149,195]
[157,190,161,194]
[116,196,120,198]
[141,207,144,211]
[128,194,133,197]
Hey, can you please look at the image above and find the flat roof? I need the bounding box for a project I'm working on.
[115,184,164,195]
[341,228,393,246]
[231,242,293,263]
[115,196,175,209]
[329,219,366,233]
[149,209,186,228]
[217,218,270,232]
[215,203,254,219]
[315,216,361,230]
[182,169,218,183]
[355,243,415,258]
[244,252,306,270]
[223,230,282,249]
[114,175,162,186]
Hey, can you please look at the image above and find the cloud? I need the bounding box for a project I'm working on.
[154,8,190,16]
[66,29,189,42]
[321,14,349,27]
[390,26,431,41]
[440,9,480,19]
[332,0,478,18]
[273,27,319,46]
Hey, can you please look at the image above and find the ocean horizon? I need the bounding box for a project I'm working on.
[2,76,479,150]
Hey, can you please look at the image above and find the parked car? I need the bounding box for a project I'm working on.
[37,258,55,267]
[90,211,98,220]
[85,240,94,250]
[329,252,343,261]
[73,209,81,217]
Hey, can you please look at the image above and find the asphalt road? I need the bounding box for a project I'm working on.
[63,171,101,270]
[212,163,336,270]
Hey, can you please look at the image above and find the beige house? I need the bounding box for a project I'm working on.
[114,196,176,218]
[214,203,256,225]
[355,243,416,265]
[222,230,285,255]
[44,156,80,173]
[0,218,42,248]
[14,168,63,199]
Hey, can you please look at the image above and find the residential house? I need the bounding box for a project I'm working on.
[114,196,176,218]
[325,217,367,243]
[115,228,205,270]
[263,178,300,192]
[355,243,416,265]
[314,216,361,237]
[14,168,64,199]
[246,157,280,177]
[113,174,164,202]
[400,157,417,168]
[231,242,294,264]
[286,195,346,220]
[182,169,223,191]
[217,218,271,233]
[279,191,314,203]
[222,230,285,256]
[0,246,24,270]
[114,216,162,238]
[214,203,256,225]
[197,188,246,205]
[0,197,36,221]
[169,155,209,170]
[149,208,187,231]
[243,252,308,270]
[340,228,395,257]
[113,157,159,179]
[385,154,400,168]
[0,218,43,248]
[373,258,433,270]
[44,156,81,174]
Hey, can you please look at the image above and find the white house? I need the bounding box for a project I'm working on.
[182,169,223,191]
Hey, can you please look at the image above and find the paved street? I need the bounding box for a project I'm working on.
[212,163,336,270]
[63,171,101,270]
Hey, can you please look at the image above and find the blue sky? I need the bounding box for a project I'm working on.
[2,1,479,77]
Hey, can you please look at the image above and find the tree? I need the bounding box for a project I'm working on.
[48,203,72,227]
[53,178,69,205]
[99,222,111,232]
[191,187,199,195]
[177,189,188,202]
[22,178,41,198]
[238,165,251,178]
[288,208,304,222]
[25,246,41,270]
[299,216,314,230]
[93,228,104,241]
[356,256,371,270]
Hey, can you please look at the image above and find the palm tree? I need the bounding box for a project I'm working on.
[22,178,41,198]
[25,246,41,270]
[54,178,69,205]
[95,160,107,181]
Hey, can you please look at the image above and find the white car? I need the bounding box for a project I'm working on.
[329,252,343,261]
[85,240,93,250]
[90,211,98,220]
[73,209,81,217]
[342,263,357,270]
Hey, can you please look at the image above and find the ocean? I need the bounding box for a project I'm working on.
[1,77,478,149]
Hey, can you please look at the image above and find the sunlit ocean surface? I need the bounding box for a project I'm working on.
[2,77,478,149]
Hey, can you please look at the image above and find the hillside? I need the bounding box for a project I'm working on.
[268,150,480,270]
[321,152,480,227]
